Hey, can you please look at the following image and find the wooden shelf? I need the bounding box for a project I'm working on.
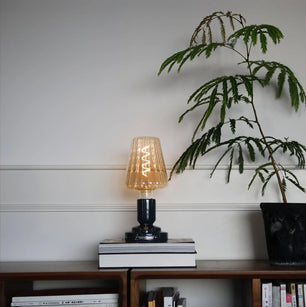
[2,260,306,307]
[0,261,128,307]
[130,260,306,307]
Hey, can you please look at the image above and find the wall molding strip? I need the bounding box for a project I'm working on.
[0,202,261,213]
[0,164,300,171]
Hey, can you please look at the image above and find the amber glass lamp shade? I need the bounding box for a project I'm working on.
[125,137,168,243]
[126,137,168,193]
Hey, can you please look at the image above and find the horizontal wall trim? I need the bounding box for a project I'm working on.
[0,164,301,171]
[0,202,261,212]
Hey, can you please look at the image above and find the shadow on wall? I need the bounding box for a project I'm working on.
[248,211,268,259]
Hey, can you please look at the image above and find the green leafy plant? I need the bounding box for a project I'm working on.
[158,11,306,203]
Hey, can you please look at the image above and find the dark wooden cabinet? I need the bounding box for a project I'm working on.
[0,261,128,307]
[2,260,306,307]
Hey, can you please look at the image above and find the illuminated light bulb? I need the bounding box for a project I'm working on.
[141,145,151,177]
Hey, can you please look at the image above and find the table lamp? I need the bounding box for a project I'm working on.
[125,136,168,243]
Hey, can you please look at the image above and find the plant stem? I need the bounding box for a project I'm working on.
[232,41,288,202]
[244,59,288,203]
[249,100,288,203]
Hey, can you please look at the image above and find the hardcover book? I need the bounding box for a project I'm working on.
[11,293,119,306]
[98,251,196,268]
[99,238,195,254]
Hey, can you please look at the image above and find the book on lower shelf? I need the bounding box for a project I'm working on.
[98,238,196,268]
[11,291,119,307]
[262,282,272,307]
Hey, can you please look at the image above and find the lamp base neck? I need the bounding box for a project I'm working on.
[125,198,168,243]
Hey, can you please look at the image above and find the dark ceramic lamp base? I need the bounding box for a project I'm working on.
[125,199,168,243]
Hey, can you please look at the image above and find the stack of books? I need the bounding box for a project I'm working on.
[11,292,119,307]
[98,238,196,268]
[262,280,306,307]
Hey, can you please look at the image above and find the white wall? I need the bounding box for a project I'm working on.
[1,0,306,264]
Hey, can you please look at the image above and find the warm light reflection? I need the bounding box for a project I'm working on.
[126,136,168,192]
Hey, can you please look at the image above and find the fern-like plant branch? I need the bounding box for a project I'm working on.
[159,11,306,202]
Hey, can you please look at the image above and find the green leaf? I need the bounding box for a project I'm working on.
[158,48,191,75]
[251,26,258,45]
[205,43,221,58]
[239,116,254,128]
[238,143,244,173]
[263,64,277,85]
[201,86,219,130]
[228,24,283,52]
[248,172,258,190]
[281,177,287,192]
[210,147,232,178]
[229,76,239,102]
[276,70,286,98]
[288,75,299,111]
[265,24,284,44]
[230,119,236,134]
[217,15,226,42]
[240,76,253,96]
[220,103,226,123]
[259,32,267,53]
[261,171,276,196]
[227,148,235,183]
[212,123,223,144]
[222,79,229,105]
[246,139,255,161]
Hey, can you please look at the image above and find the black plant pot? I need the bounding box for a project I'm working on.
[261,202,306,266]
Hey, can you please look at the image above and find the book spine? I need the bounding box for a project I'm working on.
[292,283,298,307]
[272,285,281,307]
[297,284,304,307]
[262,282,272,307]
[281,284,287,307]
[11,299,118,306]
[287,294,292,307]
[12,294,118,303]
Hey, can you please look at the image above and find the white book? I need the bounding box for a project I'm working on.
[98,252,196,268]
[99,238,195,254]
[262,282,272,307]
[11,304,118,307]
[297,284,304,307]
[281,284,287,307]
[12,293,118,304]
[11,299,119,307]
[273,285,281,307]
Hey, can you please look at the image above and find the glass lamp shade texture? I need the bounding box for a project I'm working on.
[126,137,168,193]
